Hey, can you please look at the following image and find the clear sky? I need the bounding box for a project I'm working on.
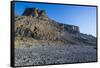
[14,2,97,37]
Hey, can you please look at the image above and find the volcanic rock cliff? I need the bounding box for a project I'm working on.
[14,8,96,48]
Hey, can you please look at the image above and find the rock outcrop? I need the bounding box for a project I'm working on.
[59,23,80,34]
[22,8,47,18]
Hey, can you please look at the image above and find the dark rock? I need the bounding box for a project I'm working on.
[22,8,47,18]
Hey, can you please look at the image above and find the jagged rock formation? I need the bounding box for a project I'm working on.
[22,8,48,19]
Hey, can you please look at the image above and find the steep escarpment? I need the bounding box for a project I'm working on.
[14,8,96,48]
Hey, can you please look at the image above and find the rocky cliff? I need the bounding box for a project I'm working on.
[14,8,96,48]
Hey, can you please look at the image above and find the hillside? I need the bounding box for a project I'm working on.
[14,8,97,66]
[15,15,96,48]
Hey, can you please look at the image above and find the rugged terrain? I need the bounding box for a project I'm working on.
[14,8,97,66]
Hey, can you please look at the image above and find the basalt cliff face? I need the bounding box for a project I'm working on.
[14,8,96,48]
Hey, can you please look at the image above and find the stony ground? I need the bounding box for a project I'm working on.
[15,44,97,66]
[14,11,97,67]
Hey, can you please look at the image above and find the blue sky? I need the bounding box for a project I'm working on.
[14,2,97,36]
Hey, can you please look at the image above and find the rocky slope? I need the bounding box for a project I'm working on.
[14,15,96,48]
[14,8,97,66]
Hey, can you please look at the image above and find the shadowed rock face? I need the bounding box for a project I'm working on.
[22,8,46,17]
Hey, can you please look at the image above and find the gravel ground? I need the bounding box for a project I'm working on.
[15,44,97,66]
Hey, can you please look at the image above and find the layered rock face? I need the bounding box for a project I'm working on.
[59,23,80,33]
